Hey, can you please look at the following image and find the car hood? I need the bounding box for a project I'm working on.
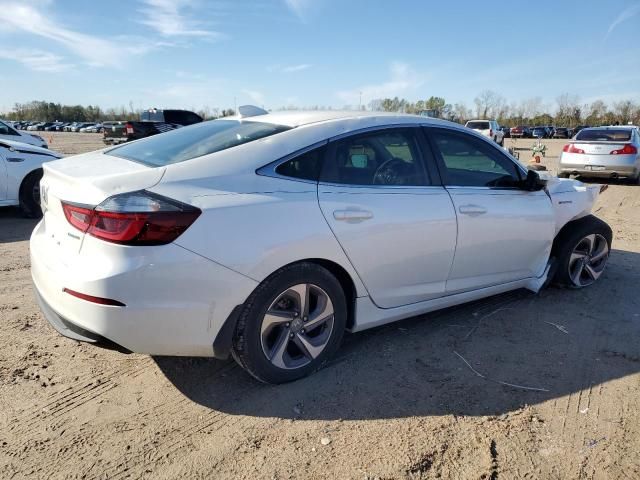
[0,139,62,158]
[540,174,602,233]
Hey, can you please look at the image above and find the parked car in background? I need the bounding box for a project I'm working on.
[553,127,571,139]
[531,126,548,138]
[71,122,94,132]
[103,108,203,145]
[0,120,48,148]
[464,119,504,146]
[0,138,62,216]
[559,126,640,183]
[572,125,589,137]
[78,123,97,133]
[510,126,531,138]
[32,108,612,383]
[27,123,43,131]
[500,126,511,138]
[84,124,103,133]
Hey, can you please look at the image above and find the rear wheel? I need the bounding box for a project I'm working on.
[552,215,612,288]
[19,169,43,218]
[557,172,570,178]
[232,263,347,383]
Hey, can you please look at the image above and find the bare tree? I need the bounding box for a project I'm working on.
[473,90,501,119]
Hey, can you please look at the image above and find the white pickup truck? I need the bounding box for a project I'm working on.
[465,119,504,146]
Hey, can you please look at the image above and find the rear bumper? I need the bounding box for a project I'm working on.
[30,220,258,356]
[559,153,639,178]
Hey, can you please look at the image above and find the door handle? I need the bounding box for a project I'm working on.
[333,209,374,221]
[458,204,487,216]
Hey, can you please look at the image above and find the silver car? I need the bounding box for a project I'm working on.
[559,126,640,183]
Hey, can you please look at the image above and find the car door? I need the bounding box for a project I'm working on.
[425,126,555,294]
[0,147,7,200]
[317,126,457,309]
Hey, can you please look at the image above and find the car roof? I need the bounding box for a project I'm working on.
[231,110,454,128]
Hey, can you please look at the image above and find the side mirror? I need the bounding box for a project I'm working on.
[523,169,546,191]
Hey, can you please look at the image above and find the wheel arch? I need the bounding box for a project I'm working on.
[212,257,360,360]
[18,167,43,197]
[551,214,612,257]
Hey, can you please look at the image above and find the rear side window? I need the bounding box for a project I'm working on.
[106,120,291,167]
[320,129,429,186]
[276,146,325,181]
[575,129,632,142]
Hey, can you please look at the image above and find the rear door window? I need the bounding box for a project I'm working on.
[320,129,430,186]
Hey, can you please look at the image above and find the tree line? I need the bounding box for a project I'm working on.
[3,93,639,127]
[1,101,235,122]
[367,92,640,127]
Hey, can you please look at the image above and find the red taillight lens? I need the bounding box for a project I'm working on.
[125,122,134,135]
[62,192,201,245]
[62,203,94,232]
[562,144,585,154]
[489,129,493,137]
[610,144,637,155]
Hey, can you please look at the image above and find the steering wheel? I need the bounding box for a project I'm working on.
[372,158,408,185]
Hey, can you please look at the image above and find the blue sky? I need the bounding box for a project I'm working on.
[0,0,639,113]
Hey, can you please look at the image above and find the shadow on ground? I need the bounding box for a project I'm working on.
[0,207,38,244]
[155,248,640,421]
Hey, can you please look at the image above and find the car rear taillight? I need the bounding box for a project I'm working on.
[610,144,637,155]
[62,191,201,245]
[125,122,134,135]
[489,129,493,137]
[562,144,585,154]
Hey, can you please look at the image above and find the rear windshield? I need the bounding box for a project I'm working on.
[106,120,291,167]
[575,129,632,142]
[466,121,490,130]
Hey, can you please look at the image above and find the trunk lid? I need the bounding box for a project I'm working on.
[570,141,628,155]
[39,151,165,256]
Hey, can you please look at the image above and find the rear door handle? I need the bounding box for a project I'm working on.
[458,204,487,216]
[333,209,374,221]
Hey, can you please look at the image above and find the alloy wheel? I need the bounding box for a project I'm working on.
[260,283,334,370]
[568,234,609,287]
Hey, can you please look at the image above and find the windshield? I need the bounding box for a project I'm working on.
[106,120,291,167]
[466,121,490,130]
[575,129,632,142]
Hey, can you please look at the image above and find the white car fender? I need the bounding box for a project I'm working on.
[1,140,62,202]
[540,173,601,234]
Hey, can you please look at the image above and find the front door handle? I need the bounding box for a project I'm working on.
[333,209,374,221]
[458,204,487,216]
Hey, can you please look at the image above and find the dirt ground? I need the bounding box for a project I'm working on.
[1,132,639,479]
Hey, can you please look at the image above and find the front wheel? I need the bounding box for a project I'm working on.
[552,215,612,288]
[19,169,43,218]
[232,263,347,383]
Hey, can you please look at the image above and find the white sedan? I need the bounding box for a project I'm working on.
[0,138,62,216]
[31,109,612,383]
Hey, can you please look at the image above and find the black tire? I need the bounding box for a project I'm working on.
[552,215,612,288]
[231,262,347,384]
[557,172,570,178]
[498,138,504,147]
[19,169,43,218]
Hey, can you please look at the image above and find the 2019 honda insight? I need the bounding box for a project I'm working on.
[31,109,612,383]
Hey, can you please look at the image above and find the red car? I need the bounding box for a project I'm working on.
[510,126,531,138]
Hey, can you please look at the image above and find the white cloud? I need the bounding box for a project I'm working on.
[0,2,124,67]
[283,0,315,21]
[282,63,312,73]
[267,63,313,73]
[0,48,71,72]
[337,62,426,104]
[606,3,640,39]
[139,0,221,38]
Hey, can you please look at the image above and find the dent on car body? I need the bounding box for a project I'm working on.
[541,174,601,234]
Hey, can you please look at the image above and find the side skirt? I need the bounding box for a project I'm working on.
[351,264,551,333]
